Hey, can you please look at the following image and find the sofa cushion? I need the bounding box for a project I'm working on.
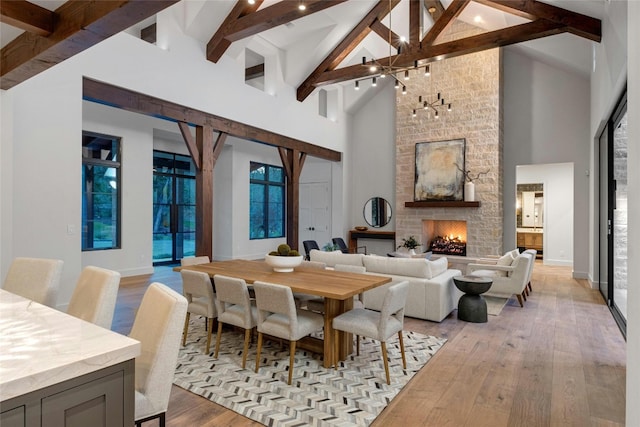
[428,257,448,278]
[309,249,364,267]
[362,255,448,279]
[509,249,520,259]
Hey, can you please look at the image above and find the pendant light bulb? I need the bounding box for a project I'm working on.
[355,81,359,91]
[394,80,400,89]
[372,77,377,87]
[448,104,452,112]
[402,86,407,95]
[425,65,430,76]
[412,109,417,118]
[404,70,410,80]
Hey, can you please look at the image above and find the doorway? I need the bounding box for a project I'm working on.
[598,90,627,333]
[152,151,196,265]
[299,182,331,250]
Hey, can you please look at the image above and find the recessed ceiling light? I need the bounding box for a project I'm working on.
[298,3,306,11]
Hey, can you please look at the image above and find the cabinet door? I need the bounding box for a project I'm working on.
[517,234,525,246]
[42,371,124,427]
[0,406,25,427]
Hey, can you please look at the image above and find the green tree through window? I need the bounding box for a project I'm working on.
[82,131,121,250]
[250,162,284,239]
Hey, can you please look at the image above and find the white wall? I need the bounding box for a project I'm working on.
[503,48,591,278]
[0,89,12,280]
[626,1,639,424]
[516,163,573,266]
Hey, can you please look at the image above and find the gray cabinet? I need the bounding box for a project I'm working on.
[1,360,134,427]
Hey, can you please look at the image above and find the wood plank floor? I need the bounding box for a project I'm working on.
[115,262,626,426]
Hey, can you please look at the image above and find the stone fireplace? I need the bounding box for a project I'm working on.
[423,220,467,256]
[394,21,504,258]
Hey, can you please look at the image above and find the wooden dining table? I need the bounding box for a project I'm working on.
[175,259,391,368]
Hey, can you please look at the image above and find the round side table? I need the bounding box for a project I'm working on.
[453,275,493,323]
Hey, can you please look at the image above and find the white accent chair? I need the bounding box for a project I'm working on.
[180,256,211,266]
[181,269,217,354]
[213,274,258,369]
[253,281,324,385]
[2,257,63,307]
[67,266,121,329]
[332,281,409,385]
[130,282,188,427]
[467,252,534,307]
[522,249,537,293]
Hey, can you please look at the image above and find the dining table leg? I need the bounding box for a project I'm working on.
[323,297,354,368]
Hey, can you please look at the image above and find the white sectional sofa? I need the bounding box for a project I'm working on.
[309,250,462,322]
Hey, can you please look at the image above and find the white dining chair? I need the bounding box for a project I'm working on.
[253,281,324,385]
[332,281,409,385]
[181,269,217,354]
[67,266,121,329]
[180,256,210,266]
[213,274,257,368]
[2,257,63,307]
[130,282,188,427]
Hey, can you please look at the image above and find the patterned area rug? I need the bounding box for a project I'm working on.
[174,320,446,426]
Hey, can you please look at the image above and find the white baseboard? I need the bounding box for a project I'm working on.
[543,259,573,267]
[120,266,155,277]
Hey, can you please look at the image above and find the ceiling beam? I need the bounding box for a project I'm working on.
[423,0,445,22]
[422,0,470,46]
[206,0,264,63]
[409,0,421,47]
[0,0,54,36]
[1,0,179,90]
[475,0,601,42]
[312,19,565,87]
[297,0,401,102]
[83,78,341,162]
[370,20,401,49]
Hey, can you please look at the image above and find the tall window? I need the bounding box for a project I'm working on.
[250,162,284,239]
[82,131,121,250]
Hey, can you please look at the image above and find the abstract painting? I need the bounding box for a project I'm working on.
[414,139,465,201]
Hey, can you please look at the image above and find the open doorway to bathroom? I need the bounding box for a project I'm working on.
[598,89,627,334]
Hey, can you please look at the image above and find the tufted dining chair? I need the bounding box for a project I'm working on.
[2,257,64,307]
[332,281,409,385]
[67,266,121,329]
[181,269,217,354]
[131,282,187,427]
[253,281,324,385]
[213,274,257,368]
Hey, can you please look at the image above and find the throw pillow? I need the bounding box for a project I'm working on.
[426,257,448,278]
[495,252,514,277]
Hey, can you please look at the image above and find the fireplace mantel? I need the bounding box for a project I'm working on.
[405,201,480,208]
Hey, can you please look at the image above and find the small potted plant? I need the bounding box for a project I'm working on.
[398,235,420,255]
[265,244,303,272]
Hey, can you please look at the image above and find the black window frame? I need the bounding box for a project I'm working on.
[249,161,285,240]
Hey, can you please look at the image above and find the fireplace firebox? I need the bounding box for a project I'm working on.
[423,220,467,256]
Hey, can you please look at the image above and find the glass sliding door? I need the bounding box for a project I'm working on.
[598,90,627,335]
[153,151,196,265]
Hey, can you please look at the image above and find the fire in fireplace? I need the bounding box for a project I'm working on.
[423,220,468,257]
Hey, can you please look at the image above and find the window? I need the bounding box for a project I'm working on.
[250,162,285,239]
[82,131,121,250]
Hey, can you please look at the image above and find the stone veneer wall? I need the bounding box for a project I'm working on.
[395,22,503,257]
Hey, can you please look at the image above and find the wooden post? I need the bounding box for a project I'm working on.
[196,125,214,260]
[279,148,306,251]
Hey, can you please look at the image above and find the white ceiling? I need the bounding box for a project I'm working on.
[1,0,604,88]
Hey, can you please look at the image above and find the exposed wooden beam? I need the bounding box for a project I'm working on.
[278,148,306,250]
[409,0,421,47]
[297,0,401,102]
[225,0,346,43]
[423,0,445,22]
[83,78,341,162]
[140,22,157,44]
[195,125,214,260]
[212,132,227,164]
[422,0,470,46]
[312,19,565,87]
[475,0,601,42]
[0,0,54,36]
[1,0,179,90]
[177,121,201,170]
[370,20,401,49]
[245,63,265,81]
[206,0,264,63]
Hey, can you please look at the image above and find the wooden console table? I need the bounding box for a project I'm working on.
[349,229,396,250]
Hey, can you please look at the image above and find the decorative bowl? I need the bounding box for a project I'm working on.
[354,226,368,231]
[264,254,303,272]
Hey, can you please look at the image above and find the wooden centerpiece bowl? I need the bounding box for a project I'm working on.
[264,254,303,272]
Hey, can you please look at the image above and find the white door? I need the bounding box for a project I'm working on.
[299,182,331,252]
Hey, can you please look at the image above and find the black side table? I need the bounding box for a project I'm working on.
[453,275,493,323]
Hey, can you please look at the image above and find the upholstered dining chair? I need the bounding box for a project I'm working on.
[181,269,217,354]
[302,240,319,260]
[213,274,258,369]
[332,281,409,385]
[294,260,326,309]
[130,282,187,427]
[2,257,63,307]
[67,266,121,329]
[253,281,324,385]
[180,255,211,266]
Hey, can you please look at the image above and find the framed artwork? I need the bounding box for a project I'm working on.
[414,138,465,201]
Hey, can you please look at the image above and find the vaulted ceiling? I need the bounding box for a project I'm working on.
[1,0,602,93]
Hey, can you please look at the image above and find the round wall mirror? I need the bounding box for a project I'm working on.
[363,197,392,228]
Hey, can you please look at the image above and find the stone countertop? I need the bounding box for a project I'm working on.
[0,289,140,402]
[516,228,544,233]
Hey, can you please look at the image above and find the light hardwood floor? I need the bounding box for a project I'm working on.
[116,262,626,426]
